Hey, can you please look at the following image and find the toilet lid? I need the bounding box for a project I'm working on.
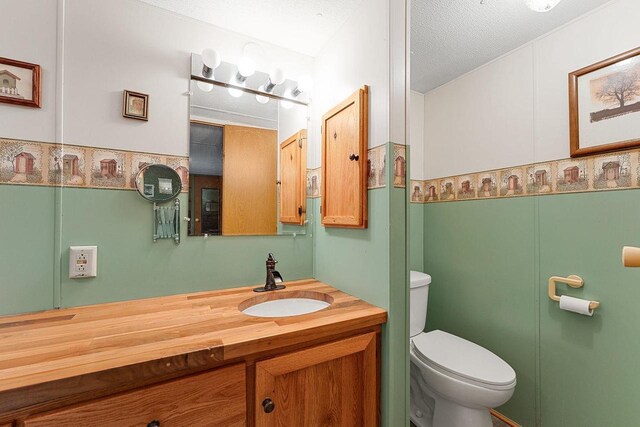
[412,330,516,387]
[410,271,432,288]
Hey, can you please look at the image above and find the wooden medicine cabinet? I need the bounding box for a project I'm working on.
[279,129,307,225]
[321,86,369,228]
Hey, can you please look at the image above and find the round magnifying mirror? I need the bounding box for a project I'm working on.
[135,164,182,203]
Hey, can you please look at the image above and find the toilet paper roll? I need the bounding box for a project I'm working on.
[559,295,594,316]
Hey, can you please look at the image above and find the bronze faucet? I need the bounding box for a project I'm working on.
[253,253,286,292]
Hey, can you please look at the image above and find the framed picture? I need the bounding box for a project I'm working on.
[143,184,155,197]
[569,47,640,157]
[0,57,41,108]
[122,90,149,121]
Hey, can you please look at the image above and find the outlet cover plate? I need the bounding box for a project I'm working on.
[69,246,98,279]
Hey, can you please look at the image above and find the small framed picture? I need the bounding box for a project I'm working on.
[122,90,149,121]
[0,57,41,108]
[143,184,155,197]
[569,47,640,157]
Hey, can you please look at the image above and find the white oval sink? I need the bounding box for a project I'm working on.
[239,290,333,318]
[242,298,330,317]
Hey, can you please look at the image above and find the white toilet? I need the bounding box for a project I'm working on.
[410,271,516,427]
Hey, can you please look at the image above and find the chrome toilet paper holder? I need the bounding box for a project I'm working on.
[548,275,600,311]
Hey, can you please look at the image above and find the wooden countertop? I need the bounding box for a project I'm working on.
[0,279,386,397]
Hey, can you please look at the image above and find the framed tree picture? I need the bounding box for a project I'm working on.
[0,57,41,108]
[569,47,640,157]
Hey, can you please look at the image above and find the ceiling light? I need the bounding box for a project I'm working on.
[264,68,286,93]
[197,81,214,92]
[524,0,562,12]
[201,49,221,78]
[236,56,256,82]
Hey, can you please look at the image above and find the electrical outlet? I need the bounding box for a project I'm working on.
[69,246,97,279]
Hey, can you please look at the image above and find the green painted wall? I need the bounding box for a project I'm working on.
[409,203,424,272]
[538,190,640,426]
[0,186,313,315]
[423,189,640,426]
[59,189,314,307]
[313,143,408,427]
[0,185,56,315]
[424,197,537,426]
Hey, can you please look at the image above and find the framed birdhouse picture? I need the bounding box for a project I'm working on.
[0,57,41,108]
[569,47,640,157]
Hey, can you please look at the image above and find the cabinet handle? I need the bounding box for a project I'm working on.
[147,421,160,427]
[349,154,360,161]
[262,398,276,413]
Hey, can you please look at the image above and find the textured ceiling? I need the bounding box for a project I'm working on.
[411,0,612,93]
[138,0,362,56]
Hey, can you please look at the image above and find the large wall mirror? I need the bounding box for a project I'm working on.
[188,55,309,236]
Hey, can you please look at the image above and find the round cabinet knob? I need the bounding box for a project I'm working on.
[147,421,160,427]
[349,154,360,161]
[262,398,275,413]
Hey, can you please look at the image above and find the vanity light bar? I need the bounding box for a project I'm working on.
[190,74,308,107]
[191,53,308,106]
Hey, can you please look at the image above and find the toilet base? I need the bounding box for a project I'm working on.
[432,396,492,427]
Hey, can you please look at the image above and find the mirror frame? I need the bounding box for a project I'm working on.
[135,164,182,203]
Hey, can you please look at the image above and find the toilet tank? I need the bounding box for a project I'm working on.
[410,271,431,337]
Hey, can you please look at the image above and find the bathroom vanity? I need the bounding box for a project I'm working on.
[0,280,386,426]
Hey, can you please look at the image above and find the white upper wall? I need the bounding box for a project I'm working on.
[424,45,535,178]
[61,0,312,156]
[308,0,389,168]
[420,0,640,179]
[0,0,58,143]
[409,91,424,179]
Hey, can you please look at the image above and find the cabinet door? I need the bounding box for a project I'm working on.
[279,129,307,225]
[23,364,246,427]
[321,86,368,228]
[255,333,378,427]
[223,124,277,235]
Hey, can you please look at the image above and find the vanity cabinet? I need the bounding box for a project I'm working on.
[254,332,378,426]
[321,86,369,229]
[0,281,386,427]
[22,365,246,427]
[279,129,307,225]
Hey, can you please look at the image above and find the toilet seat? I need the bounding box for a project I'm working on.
[411,330,516,391]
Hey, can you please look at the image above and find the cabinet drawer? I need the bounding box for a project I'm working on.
[24,364,246,427]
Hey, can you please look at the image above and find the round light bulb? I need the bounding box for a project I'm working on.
[280,99,293,109]
[237,56,255,78]
[256,84,269,104]
[197,81,214,92]
[524,0,562,12]
[297,75,313,93]
[201,49,221,69]
[269,68,286,85]
[228,87,243,98]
